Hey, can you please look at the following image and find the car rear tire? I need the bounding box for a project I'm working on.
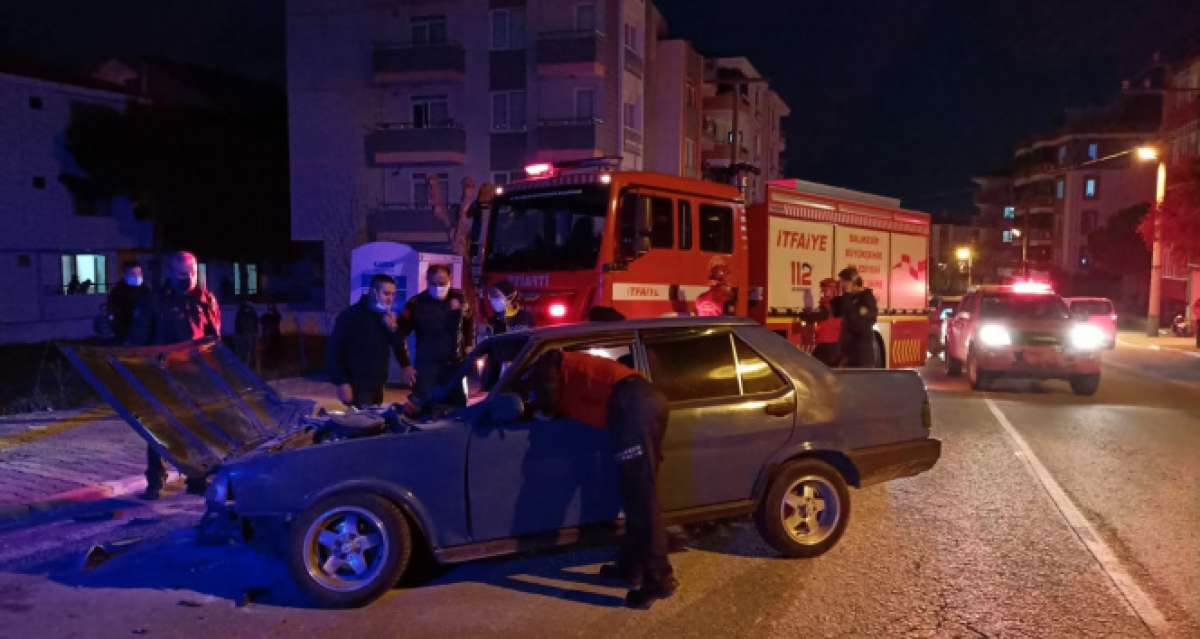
[1070,374,1100,396]
[756,459,850,558]
[967,351,991,391]
[288,493,412,608]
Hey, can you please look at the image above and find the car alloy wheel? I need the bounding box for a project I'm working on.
[303,506,390,592]
[779,475,841,545]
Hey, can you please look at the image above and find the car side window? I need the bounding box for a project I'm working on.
[566,342,635,369]
[734,337,788,395]
[649,196,673,249]
[643,332,740,402]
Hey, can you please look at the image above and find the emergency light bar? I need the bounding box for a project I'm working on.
[524,163,555,178]
[1012,281,1052,294]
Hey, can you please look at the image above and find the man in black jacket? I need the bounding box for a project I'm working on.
[107,261,149,343]
[325,274,407,407]
[831,267,879,368]
[396,264,474,408]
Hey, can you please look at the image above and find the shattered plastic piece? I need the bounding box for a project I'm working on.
[80,545,113,571]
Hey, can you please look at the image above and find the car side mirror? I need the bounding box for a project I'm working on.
[487,393,525,424]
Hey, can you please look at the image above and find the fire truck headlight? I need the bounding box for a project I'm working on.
[978,324,1012,348]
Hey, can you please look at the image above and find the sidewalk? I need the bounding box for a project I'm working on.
[0,377,409,526]
[1115,330,1200,356]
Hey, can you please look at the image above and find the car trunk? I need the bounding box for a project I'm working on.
[59,338,315,477]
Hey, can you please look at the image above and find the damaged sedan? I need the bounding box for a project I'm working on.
[62,317,941,608]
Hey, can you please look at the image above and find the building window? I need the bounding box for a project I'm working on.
[678,200,693,250]
[575,4,596,31]
[411,95,449,128]
[1087,142,1099,161]
[1057,145,1068,165]
[623,102,638,131]
[1083,176,1098,199]
[1003,206,1015,219]
[699,204,733,253]
[490,8,525,50]
[233,262,259,296]
[1002,230,1013,244]
[491,91,526,131]
[1081,210,1098,235]
[411,15,447,45]
[1055,178,1065,200]
[413,172,450,209]
[649,197,673,249]
[575,88,595,120]
[623,23,639,53]
[29,96,43,110]
[61,253,107,294]
[32,176,46,189]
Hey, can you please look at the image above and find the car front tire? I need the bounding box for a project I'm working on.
[1070,374,1100,396]
[945,350,963,376]
[967,351,991,391]
[756,459,850,558]
[287,493,412,608]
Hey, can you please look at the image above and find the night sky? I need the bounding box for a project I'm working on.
[4,1,1198,217]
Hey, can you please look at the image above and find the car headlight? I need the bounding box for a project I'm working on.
[978,323,1012,348]
[1070,323,1105,350]
[206,473,231,506]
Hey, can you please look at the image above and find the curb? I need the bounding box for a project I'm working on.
[0,470,181,527]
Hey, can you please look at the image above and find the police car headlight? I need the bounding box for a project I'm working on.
[978,324,1012,348]
[206,473,231,506]
[1070,324,1105,350]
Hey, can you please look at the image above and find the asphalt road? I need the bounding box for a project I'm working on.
[0,342,1197,638]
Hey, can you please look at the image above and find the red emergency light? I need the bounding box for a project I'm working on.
[547,302,568,318]
[1012,281,1052,294]
[525,163,555,178]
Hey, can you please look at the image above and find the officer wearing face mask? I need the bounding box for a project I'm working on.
[107,261,150,343]
[396,264,474,408]
[486,280,534,336]
[325,273,408,408]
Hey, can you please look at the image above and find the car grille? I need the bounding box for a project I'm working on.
[1015,331,1062,347]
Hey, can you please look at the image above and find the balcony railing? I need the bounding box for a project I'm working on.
[536,30,604,74]
[624,49,643,77]
[372,42,466,84]
[366,122,466,166]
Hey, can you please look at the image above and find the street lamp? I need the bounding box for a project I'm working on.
[1136,145,1166,336]
[956,246,973,289]
[1010,228,1028,273]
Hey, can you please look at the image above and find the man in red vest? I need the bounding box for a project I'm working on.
[528,349,675,608]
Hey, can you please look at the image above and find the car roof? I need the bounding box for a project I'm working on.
[521,316,758,341]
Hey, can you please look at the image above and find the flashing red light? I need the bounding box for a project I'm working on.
[525,163,555,178]
[548,302,568,318]
[1012,281,1052,294]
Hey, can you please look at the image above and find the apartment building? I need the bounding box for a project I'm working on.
[0,60,153,343]
[287,0,791,313]
[701,57,790,203]
[1161,46,1200,315]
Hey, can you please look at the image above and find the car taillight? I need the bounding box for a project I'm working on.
[548,303,567,319]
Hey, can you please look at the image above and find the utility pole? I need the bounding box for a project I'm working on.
[1146,160,1167,336]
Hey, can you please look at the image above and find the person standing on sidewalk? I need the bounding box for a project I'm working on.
[325,274,407,408]
[831,267,879,368]
[234,301,259,367]
[127,251,220,499]
[396,264,474,409]
[107,262,149,344]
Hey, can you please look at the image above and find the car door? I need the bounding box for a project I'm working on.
[464,337,632,542]
[641,328,797,512]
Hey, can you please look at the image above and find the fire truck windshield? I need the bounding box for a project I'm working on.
[485,186,608,272]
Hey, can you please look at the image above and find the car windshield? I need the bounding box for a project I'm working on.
[1070,300,1113,316]
[485,186,609,272]
[979,294,1070,320]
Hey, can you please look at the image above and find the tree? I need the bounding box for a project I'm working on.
[63,101,291,260]
[1089,203,1152,278]
[1136,159,1200,260]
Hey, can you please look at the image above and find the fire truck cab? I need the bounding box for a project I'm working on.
[481,161,748,324]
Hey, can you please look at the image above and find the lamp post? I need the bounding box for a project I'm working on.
[1138,146,1166,336]
[956,246,973,289]
[1011,228,1027,274]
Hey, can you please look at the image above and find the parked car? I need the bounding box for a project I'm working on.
[61,317,942,608]
[1064,297,1117,349]
[944,284,1106,394]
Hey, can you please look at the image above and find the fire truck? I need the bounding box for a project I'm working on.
[479,161,930,368]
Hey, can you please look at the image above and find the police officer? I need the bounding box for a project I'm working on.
[127,251,220,499]
[396,264,474,408]
[486,280,534,336]
[107,261,149,343]
[830,267,879,368]
[325,273,406,408]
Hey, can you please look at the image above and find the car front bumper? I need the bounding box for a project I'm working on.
[848,437,942,488]
[975,346,1101,378]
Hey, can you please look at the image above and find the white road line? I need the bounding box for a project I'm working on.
[983,398,1170,637]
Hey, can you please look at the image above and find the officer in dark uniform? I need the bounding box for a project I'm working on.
[107,261,150,343]
[396,264,474,408]
[830,267,879,368]
[127,251,220,499]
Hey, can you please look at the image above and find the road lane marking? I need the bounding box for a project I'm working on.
[984,398,1169,637]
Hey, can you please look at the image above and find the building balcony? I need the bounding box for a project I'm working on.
[624,49,643,77]
[367,207,449,244]
[702,93,755,122]
[372,42,466,84]
[366,122,465,167]
[536,30,606,76]
[702,143,753,166]
[534,117,605,161]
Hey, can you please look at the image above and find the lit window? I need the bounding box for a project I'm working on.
[198,263,208,291]
[1002,230,1012,243]
[246,264,258,295]
[1084,177,1098,199]
[234,261,242,295]
[60,253,108,294]
[1003,206,1015,219]
[1055,178,1065,200]
[1087,142,1098,160]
